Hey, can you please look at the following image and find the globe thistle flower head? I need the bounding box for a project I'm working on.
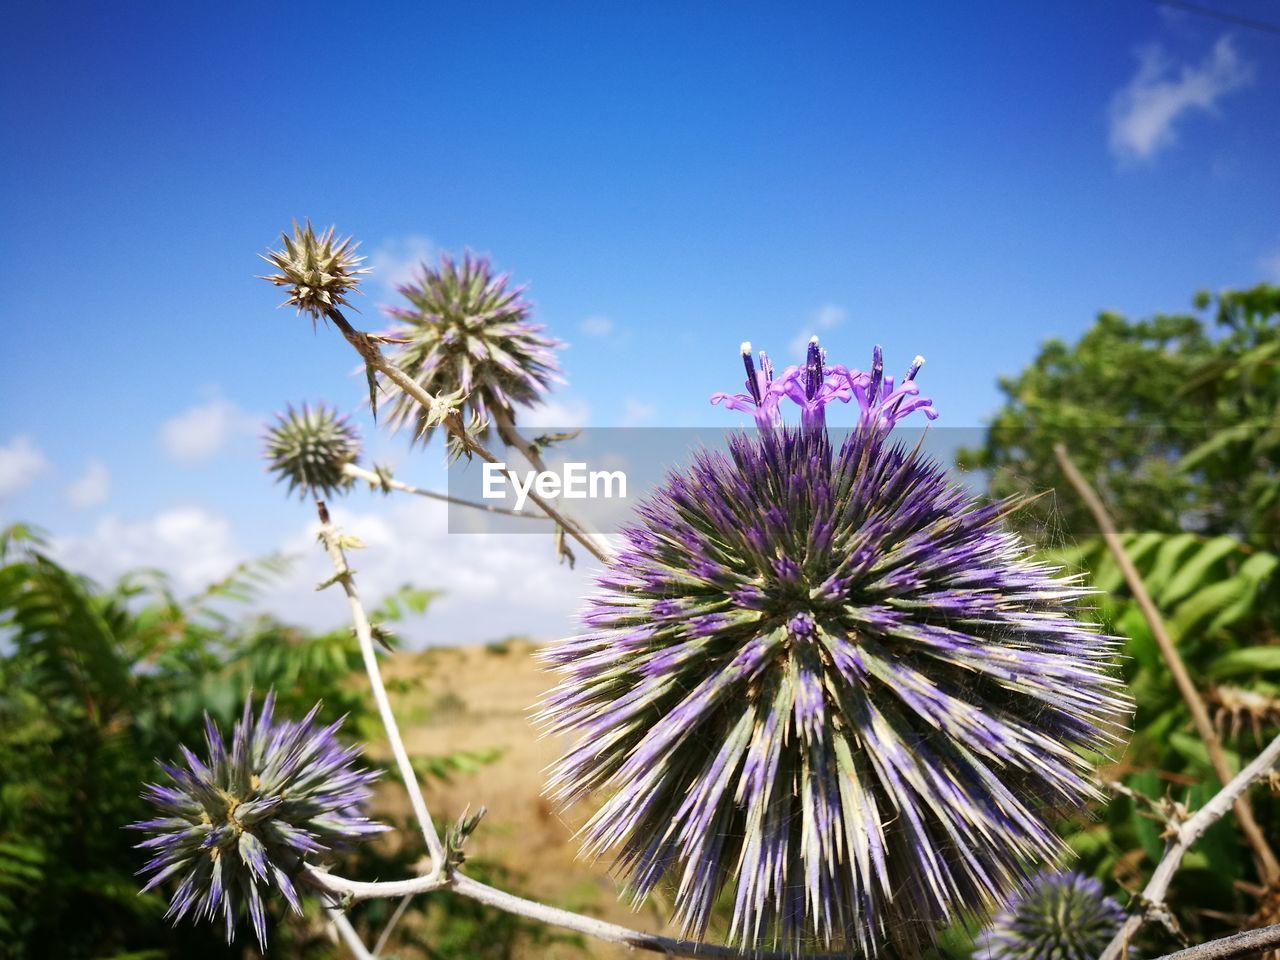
[540,338,1128,956]
[260,220,369,323]
[976,872,1125,960]
[381,252,564,443]
[131,692,386,949]
[263,403,361,500]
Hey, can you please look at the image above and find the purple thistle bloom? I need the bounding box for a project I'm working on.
[130,692,387,949]
[975,871,1125,960]
[539,339,1129,956]
[381,252,564,443]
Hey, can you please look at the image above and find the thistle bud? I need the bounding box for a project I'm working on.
[260,220,369,322]
[263,403,360,500]
[381,253,563,443]
[130,692,387,948]
[539,340,1129,955]
[976,871,1124,960]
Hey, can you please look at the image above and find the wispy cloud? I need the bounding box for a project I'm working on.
[620,397,656,426]
[160,397,260,464]
[788,303,847,357]
[66,459,110,508]
[1108,35,1253,164]
[368,234,435,296]
[0,435,50,500]
[263,498,592,645]
[53,506,241,594]
[1260,247,1280,283]
[521,394,592,429]
[580,315,614,338]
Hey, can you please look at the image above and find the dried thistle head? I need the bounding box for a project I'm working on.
[260,220,369,322]
[381,252,563,444]
[539,339,1129,956]
[1209,685,1280,743]
[975,871,1124,960]
[130,692,387,948]
[263,403,360,500]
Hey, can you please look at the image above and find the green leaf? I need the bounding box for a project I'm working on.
[1160,536,1242,607]
[1208,646,1280,678]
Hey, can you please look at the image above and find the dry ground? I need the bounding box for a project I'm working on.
[381,639,685,959]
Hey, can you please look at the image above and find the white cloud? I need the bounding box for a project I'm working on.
[160,397,260,464]
[263,498,593,645]
[620,398,656,426]
[52,506,241,594]
[1108,35,1253,163]
[0,435,50,500]
[788,302,848,357]
[1260,248,1280,283]
[66,460,110,508]
[520,395,592,429]
[368,235,436,296]
[580,315,614,337]
[51,496,596,646]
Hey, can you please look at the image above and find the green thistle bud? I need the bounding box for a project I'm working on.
[263,403,361,500]
[381,252,563,444]
[260,220,369,322]
[976,872,1125,960]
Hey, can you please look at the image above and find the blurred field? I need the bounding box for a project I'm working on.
[385,639,680,959]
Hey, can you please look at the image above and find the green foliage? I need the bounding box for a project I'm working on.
[957,284,1280,554]
[0,527,520,960]
[957,285,1280,957]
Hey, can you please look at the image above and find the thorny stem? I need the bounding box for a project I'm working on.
[342,462,544,520]
[1153,921,1280,960]
[325,308,610,565]
[489,404,616,562]
[1098,730,1280,960]
[314,500,446,872]
[302,865,849,960]
[1053,444,1280,884]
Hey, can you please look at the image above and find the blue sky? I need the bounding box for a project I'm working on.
[2,0,1278,644]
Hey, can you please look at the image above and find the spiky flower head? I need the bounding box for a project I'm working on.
[539,338,1128,956]
[130,692,386,949]
[263,403,361,500]
[260,220,369,322]
[975,872,1125,960]
[381,252,563,443]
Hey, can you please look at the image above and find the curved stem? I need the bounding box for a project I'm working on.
[303,865,848,960]
[1098,730,1280,960]
[342,462,544,520]
[1054,443,1280,883]
[315,501,446,872]
[325,308,609,565]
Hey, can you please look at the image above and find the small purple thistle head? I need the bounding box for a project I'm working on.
[975,871,1125,960]
[540,339,1129,955]
[130,692,386,949]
